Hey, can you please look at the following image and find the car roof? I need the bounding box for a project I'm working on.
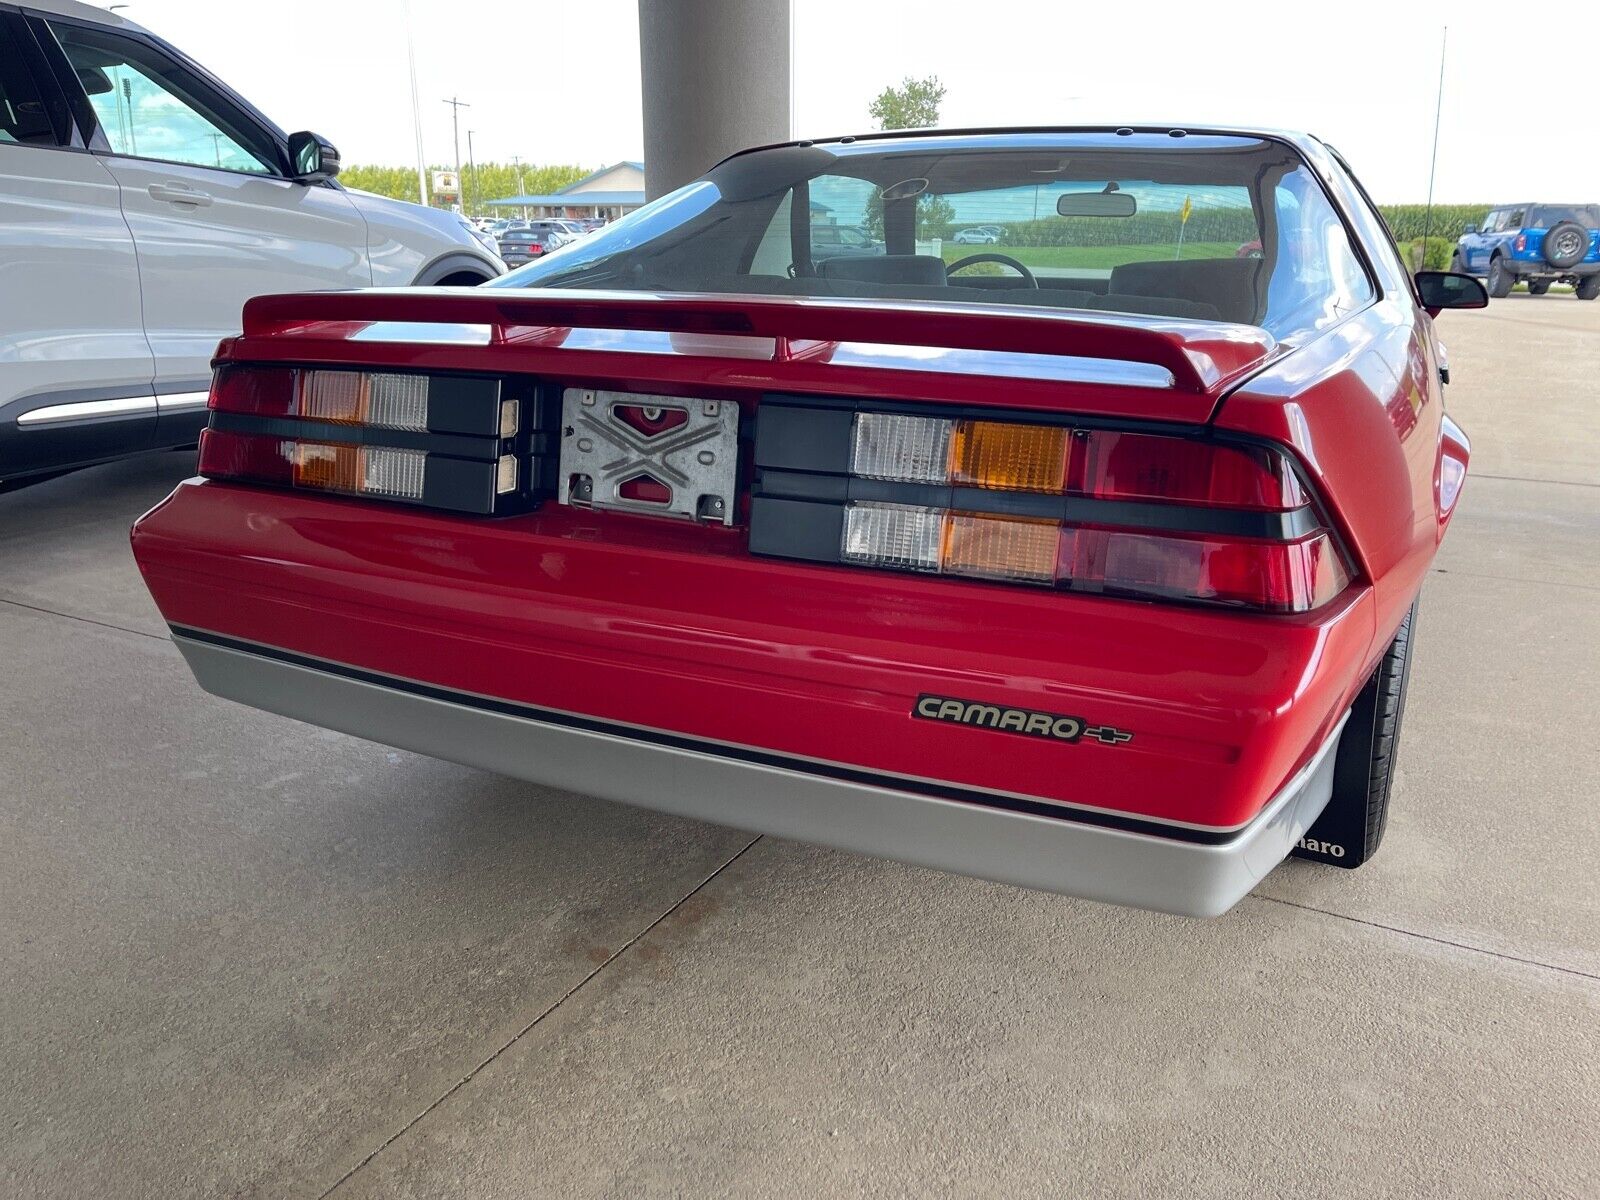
[721,124,1331,164]
[23,0,148,30]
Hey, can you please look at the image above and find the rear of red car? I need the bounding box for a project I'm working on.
[131,130,1463,915]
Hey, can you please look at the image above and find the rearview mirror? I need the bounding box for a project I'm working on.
[76,66,113,96]
[1415,270,1488,315]
[1057,192,1137,217]
[288,131,341,183]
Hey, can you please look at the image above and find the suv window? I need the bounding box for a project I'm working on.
[49,22,277,175]
[1480,212,1500,233]
[1503,209,1526,229]
[0,18,69,146]
[1528,205,1600,229]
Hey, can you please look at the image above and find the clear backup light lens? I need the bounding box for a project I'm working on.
[365,374,430,431]
[361,446,427,499]
[842,502,943,571]
[851,413,952,483]
[297,370,431,430]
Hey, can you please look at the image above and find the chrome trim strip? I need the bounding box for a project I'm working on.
[156,390,210,413]
[171,633,1348,917]
[16,395,158,427]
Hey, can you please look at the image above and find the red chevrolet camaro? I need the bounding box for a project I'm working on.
[131,128,1484,916]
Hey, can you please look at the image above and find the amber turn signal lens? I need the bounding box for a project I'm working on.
[941,512,1059,582]
[292,442,362,492]
[950,420,1068,492]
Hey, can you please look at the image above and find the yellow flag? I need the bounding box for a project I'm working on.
[1179,196,1193,224]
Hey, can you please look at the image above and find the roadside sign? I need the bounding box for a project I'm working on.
[432,170,460,200]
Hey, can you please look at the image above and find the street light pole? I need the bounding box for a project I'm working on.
[403,0,427,205]
[442,96,469,214]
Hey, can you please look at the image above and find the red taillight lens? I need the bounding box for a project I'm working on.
[197,428,291,485]
[1515,234,1527,252]
[1057,527,1349,613]
[1069,430,1306,510]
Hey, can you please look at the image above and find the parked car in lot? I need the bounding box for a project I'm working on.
[1453,203,1600,299]
[952,226,1001,244]
[0,0,504,490]
[809,223,883,260]
[132,126,1484,917]
[496,220,576,264]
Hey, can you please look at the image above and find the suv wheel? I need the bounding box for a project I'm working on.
[1543,221,1589,270]
[1487,256,1514,298]
[1577,276,1600,301]
[1449,251,1465,273]
[1291,600,1418,869]
[1528,279,1552,296]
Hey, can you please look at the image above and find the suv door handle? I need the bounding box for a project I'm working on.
[147,183,214,207]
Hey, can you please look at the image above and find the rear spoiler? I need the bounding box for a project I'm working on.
[238,288,1277,397]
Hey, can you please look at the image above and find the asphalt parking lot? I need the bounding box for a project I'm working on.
[3,295,1598,1198]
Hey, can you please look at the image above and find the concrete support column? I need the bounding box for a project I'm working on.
[638,0,791,200]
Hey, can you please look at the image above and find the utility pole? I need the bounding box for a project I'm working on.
[466,130,478,219]
[442,96,469,214]
[511,154,526,219]
[403,0,427,205]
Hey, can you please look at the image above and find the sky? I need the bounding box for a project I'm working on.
[91,0,1585,204]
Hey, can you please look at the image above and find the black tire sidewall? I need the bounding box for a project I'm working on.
[1487,257,1513,297]
[1292,599,1418,868]
[1543,221,1588,269]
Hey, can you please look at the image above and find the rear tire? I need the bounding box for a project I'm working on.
[1577,276,1600,301]
[1487,256,1514,298]
[1528,279,1552,296]
[1291,600,1418,869]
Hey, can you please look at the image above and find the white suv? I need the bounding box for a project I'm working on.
[0,0,504,488]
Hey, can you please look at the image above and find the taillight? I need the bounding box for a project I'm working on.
[198,366,551,514]
[752,402,1353,614]
[1515,234,1527,252]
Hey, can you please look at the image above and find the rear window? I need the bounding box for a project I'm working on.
[1528,205,1600,229]
[490,135,1375,342]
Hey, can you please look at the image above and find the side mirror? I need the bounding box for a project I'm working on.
[1461,222,1476,236]
[1415,270,1488,316]
[288,131,341,183]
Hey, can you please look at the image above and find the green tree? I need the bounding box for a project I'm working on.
[868,75,946,131]
[338,161,593,215]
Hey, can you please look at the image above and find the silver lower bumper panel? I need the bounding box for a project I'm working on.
[173,633,1346,918]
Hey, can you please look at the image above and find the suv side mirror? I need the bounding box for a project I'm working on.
[288,131,341,183]
[1461,222,1476,236]
[1415,270,1488,316]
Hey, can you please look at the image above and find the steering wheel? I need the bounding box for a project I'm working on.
[946,252,1038,288]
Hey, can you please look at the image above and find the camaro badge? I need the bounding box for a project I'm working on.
[912,694,1132,746]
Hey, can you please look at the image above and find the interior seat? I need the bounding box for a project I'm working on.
[1107,258,1263,324]
[815,255,949,286]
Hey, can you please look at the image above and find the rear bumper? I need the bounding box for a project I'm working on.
[1506,259,1600,277]
[173,628,1347,917]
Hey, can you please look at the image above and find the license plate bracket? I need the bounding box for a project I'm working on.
[559,388,739,524]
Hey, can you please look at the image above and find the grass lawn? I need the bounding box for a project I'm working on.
[939,241,1240,270]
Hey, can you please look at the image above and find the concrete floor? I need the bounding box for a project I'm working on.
[3,295,1597,1198]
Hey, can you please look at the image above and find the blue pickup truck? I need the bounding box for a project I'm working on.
[1453,204,1600,299]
